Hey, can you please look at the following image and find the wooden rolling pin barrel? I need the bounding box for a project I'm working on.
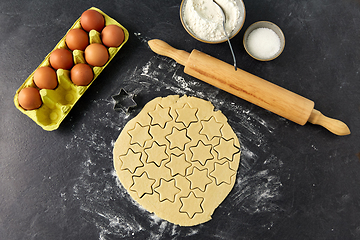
[148,39,350,136]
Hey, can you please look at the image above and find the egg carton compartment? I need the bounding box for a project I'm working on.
[14,7,129,131]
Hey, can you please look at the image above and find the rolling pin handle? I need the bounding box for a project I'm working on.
[308,109,350,136]
[148,39,190,66]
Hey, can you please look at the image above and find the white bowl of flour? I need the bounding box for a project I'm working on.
[180,0,246,43]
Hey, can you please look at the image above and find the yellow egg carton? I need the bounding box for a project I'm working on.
[14,7,129,131]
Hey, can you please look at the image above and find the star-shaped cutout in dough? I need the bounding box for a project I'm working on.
[189,140,214,165]
[214,138,239,161]
[128,122,152,147]
[144,141,168,167]
[165,153,191,177]
[186,167,212,192]
[130,172,156,198]
[119,148,143,174]
[165,127,191,151]
[154,178,181,202]
[175,103,198,127]
[200,116,223,141]
[148,104,172,128]
[149,124,162,139]
[210,162,236,185]
[179,191,204,219]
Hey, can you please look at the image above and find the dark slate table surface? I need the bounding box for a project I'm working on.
[1,0,360,239]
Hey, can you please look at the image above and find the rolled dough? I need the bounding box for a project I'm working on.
[113,95,241,226]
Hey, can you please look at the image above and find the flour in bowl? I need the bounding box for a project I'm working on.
[182,0,244,42]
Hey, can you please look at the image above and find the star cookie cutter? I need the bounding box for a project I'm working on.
[112,88,137,113]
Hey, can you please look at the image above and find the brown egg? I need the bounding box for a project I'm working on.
[66,28,89,51]
[18,87,42,110]
[101,25,125,48]
[49,49,73,70]
[70,63,94,86]
[33,66,58,89]
[80,10,105,32]
[84,43,109,67]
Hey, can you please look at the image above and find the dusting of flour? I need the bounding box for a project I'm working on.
[62,47,285,239]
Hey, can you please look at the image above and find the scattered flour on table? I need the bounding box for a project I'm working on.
[134,32,149,43]
[62,53,284,239]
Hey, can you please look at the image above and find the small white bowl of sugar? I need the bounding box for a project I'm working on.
[243,21,285,61]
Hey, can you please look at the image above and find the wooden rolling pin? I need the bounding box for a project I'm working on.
[148,39,350,136]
